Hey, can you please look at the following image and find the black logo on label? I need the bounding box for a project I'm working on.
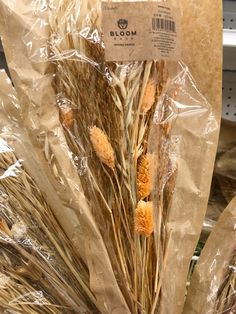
[117,19,128,29]
[110,19,137,38]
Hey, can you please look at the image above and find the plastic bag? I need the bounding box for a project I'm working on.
[201,176,227,241]
[215,120,236,201]
[0,70,100,313]
[184,196,236,314]
[0,0,222,313]
[203,120,236,240]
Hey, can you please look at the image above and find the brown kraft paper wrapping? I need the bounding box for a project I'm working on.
[156,1,222,313]
[183,196,236,314]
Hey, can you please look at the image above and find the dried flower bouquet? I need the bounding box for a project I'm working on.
[0,0,222,312]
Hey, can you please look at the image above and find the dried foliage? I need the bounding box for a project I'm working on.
[0,141,99,313]
[47,1,176,312]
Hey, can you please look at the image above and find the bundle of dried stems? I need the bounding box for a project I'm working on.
[48,0,177,312]
[0,0,220,312]
[0,139,99,313]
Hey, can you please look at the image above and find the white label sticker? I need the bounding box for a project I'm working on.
[102,1,181,62]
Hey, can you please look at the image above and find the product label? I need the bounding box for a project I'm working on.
[102,1,181,62]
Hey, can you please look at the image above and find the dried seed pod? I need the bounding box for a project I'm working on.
[141,79,156,113]
[137,154,152,199]
[135,201,154,237]
[89,126,115,169]
[59,107,74,129]
[11,222,27,241]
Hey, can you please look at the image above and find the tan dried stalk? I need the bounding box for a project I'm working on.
[0,144,99,313]
[0,266,62,314]
[141,79,157,114]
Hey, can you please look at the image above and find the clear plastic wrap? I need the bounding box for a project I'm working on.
[184,196,236,314]
[215,120,236,200]
[0,70,99,313]
[0,0,222,313]
[202,120,236,240]
[201,177,227,241]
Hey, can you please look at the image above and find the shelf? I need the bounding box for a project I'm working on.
[223,29,236,47]
[223,1,236,71]
[222,71,236,123]
[224,0,236,30]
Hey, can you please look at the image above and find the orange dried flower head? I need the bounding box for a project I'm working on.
[59,107,74,129]
[141,79,156,113]
[89,126,115,169]
[137,154,152,199]
[135,201,154,237]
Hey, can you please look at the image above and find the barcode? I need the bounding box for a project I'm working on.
[152,18,176,33]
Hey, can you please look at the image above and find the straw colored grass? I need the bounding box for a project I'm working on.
[0,139,99,313]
